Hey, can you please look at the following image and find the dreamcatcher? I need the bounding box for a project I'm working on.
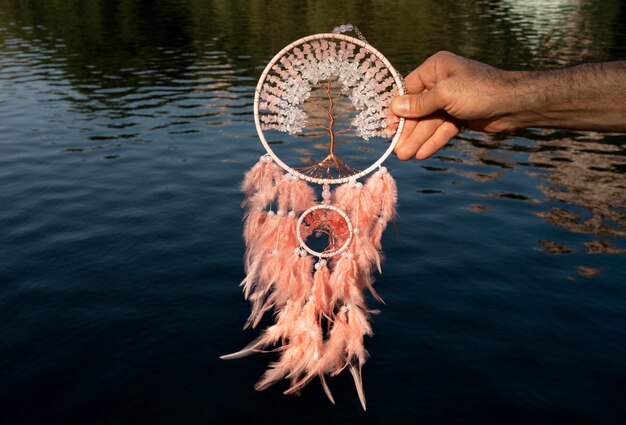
[221,24,405,410]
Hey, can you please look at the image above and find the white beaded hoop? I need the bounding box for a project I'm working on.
[296,204,353,258]
[253,33,406,185]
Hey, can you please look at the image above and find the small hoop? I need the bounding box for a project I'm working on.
[296,204,353,258]
[253,33,406,185]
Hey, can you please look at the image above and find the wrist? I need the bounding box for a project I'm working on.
[496,70,546,130]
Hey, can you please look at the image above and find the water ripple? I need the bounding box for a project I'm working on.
[1,2,625,423]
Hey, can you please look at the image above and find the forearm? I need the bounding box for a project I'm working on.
[502,61,626,132]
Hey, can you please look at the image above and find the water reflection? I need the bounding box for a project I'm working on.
[1,1,626,423]
[490,0,620,67]
[1,0,624,245]
[432,129,626,255]
[531,132,626,238]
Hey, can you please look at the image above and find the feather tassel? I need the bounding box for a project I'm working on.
[226,156,399,411]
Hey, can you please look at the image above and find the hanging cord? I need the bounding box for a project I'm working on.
[332,23,368,44]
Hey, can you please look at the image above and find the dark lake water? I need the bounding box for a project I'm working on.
[1,1,625,424]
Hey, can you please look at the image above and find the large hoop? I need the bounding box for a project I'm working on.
[253,33,406,185]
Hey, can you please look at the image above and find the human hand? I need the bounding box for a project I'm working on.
[390,52,626,160]
[390,51,517,160]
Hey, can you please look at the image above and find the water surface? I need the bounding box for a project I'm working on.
[1,1,625,424]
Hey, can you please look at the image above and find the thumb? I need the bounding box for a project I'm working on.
[390,91,442,118]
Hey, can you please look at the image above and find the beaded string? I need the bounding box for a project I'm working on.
[332,23,368,44]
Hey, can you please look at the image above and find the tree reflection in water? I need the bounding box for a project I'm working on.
[440,128,626,257]
[534,132,625,241]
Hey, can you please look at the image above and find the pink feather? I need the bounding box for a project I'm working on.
[356,266,385,304]
[379,172,397,223]
[275,176,293,212]
[286,299,324,378]
[221,299,302,360]
[325,309,351,375]
[333,181,352,208]
[328,255,357,308]
[272,254,297,307]
[353,188,376,230]
[364,170,397,223]
[349,364,367,411]
[243,209,266,247]
[346,306,372,368]
[290,254,314,301]
[255,360,287,391]
[256,298,324,392]
[370,218,385,250]
[241,160,282,208]
[290,179,316,212]
[312,264,331,315]
[352,232,381,274]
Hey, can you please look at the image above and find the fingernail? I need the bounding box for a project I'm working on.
[390,96,410,116]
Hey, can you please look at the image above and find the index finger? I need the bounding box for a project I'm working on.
[404,62,432,94]
[404,51,456,94]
